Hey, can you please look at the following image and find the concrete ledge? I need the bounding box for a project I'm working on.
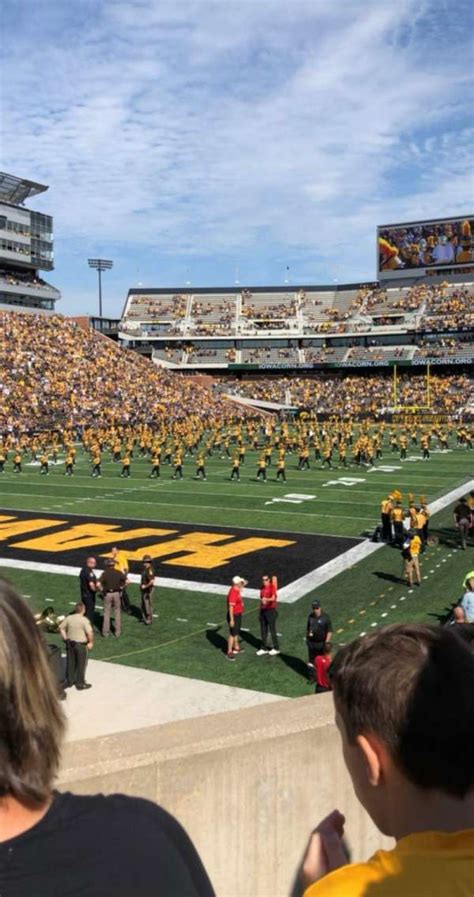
[60,694,391,897]
[63,660,284,741]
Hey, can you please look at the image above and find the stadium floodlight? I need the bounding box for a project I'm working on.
[87,258,113,318]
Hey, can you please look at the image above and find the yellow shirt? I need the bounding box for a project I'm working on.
[113,551,129,574]
[304,830,474,897]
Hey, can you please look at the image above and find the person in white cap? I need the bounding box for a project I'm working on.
[226,576,247,661]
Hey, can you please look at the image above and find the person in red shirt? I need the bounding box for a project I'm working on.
[314,642,333,694]
[226,576,247,661]
[256,574,280,656]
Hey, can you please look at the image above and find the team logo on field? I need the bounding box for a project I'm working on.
[0,509,362,588]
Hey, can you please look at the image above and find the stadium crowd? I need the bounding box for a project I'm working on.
[224,372,472,415]
[0,311,240,433]
[0,267,51,290]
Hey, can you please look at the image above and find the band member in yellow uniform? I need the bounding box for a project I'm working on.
[0,448,6,473]
[91,451,101,478]
[399,434,408,460]
[276,455,287,483]
[420,432,430,460]
[321,442,333,469]
[230,455,241,481]
[13,451,22,473]
[64,451,74,476]
[391,501,405,548]
[380,495,393,542]
[257,456,267,482]
[120,454,131,478]
[195,453,207,481]
[172,450,183,480]
[338,442,348,469]
[149,453,160,479]
[298,444,310,470]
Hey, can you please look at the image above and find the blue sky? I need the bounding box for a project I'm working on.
[2,0,473,316]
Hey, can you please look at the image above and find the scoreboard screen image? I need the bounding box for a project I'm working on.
[377,215,474,278]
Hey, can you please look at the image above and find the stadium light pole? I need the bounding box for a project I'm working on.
[88,258,113,318]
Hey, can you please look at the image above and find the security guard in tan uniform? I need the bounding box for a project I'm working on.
[59,603,94,690]
[110,546,131,614]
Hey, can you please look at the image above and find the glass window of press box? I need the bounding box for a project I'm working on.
[30,212,53,242]
[0,220,30,237]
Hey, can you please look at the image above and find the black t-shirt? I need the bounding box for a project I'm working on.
[0,791,215,897]
[79,566,97,600]
[449,622,474,645]
[307,612,332,642]
[454,502,471,521]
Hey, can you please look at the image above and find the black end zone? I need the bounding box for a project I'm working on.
[0,508,362,589]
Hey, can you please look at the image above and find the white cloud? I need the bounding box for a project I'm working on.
[1,0,473,305]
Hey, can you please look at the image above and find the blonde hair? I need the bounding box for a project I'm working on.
[0,578,65,805]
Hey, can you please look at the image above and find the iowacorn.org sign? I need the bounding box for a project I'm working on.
[0,508,361,588]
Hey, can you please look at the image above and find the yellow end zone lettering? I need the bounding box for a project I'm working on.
[163,534,295,569]
[12,524,176,552]
[0,516,66,541]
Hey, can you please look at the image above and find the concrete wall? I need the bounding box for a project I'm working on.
[59,694,392,897]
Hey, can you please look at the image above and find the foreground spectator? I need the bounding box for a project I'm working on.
[0,578,215,897]
[461,583,474,623]
[299,624,474,895]
[445,606,474,646]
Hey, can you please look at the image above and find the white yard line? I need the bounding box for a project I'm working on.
[0,493,376,522]
[0,557,260,599]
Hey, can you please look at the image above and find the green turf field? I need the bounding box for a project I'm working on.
[0,441,472,697]
[0,443,470,536]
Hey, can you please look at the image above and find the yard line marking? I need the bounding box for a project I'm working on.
[101,608,262,663]
[176,618,188,623]
[0,489,378,522]
[0,500,370,540]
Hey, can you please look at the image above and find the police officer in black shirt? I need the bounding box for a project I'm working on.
[79,556,98,626]
[306,600,332,677]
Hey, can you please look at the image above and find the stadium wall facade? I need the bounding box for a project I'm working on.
[59,693,392,897]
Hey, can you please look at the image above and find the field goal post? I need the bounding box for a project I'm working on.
[391,362,438,425]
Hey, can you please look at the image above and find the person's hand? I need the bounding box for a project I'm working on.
[300,810,347,892]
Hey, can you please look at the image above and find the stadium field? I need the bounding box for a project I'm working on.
[0,443,472,698]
